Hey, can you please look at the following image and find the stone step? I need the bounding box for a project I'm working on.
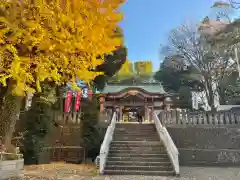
[114,131,158,134]
[109,148,166,154]
[113,137,160,141]
[116,123,155,125]
[114,131,157,135]
[110,141,164,147]
[105,165,173,171]
[114,128,157,133]
[110,144,166,151]
[111,141,163,146]
[106,160,171,166]
[116,123,155,127]
[115,128,156,131]
[108,153,168,158]
[115,127,156,130]
[103,169,175,176]
[110,145,166,150]
[107,156,170,162]
[114,131,157,134]
[114,134,159,137]
[110,145,165,150]
[114,134,157,137]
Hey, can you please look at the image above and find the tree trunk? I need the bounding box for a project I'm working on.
[0,84,23,151]
[204,78,217,112]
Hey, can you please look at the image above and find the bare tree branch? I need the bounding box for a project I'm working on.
[230,0,240,9]
[162,22,234,111]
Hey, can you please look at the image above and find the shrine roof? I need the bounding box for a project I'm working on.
[101,83,166,95]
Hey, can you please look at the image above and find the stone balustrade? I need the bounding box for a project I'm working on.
[159,109,240,126]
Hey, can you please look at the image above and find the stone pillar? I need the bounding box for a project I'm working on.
[164,97,172,111]
[144,105,148,122]
[114,106,118,122]
[150,106,154,122]
[165,104,170,111]
[99,96,105,113]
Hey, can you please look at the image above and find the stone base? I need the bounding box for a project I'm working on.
[0,159,24,180]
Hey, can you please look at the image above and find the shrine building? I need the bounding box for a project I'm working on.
[98,76,172,123]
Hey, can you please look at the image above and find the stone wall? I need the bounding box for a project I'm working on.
[167,126,240,166]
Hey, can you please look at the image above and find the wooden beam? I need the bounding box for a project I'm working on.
[104,101,164,107]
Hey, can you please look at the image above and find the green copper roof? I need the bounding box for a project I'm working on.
[101,84,166,94]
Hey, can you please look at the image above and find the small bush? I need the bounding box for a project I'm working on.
[21,97,51,165]
[80,98,105,161]
[1,153,23,160]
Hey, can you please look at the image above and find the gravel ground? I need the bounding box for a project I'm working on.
[16,164,240,180]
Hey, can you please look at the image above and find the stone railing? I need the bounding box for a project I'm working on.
[99,112,117,174]
[159,109,240,126]
[153,111,180,176]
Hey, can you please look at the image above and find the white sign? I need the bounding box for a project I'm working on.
[82,88,88,98]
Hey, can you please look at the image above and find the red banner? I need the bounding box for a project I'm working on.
[74,91,81,111]
[64,91,72,113]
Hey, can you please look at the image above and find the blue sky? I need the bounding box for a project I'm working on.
[120,0,216,70]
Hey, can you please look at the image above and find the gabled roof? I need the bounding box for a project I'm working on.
[101,84,166,94]
[100,74,168,95]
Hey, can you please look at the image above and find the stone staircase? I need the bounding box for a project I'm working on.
[103,123,175,176]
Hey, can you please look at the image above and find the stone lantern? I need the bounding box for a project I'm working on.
[164,97,172,111]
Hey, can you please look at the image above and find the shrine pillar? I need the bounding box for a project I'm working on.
[119,106,123,122]
[99,96,105,113]
[144,105,149,122]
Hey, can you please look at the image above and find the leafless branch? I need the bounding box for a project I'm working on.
[230,0,240,9]
[162,22,235,109]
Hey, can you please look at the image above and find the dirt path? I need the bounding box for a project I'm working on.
[19,163,240,180]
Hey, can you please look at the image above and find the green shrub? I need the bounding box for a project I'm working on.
[21,83,57,165]
[21,98,51,165]
[80,97,105,161]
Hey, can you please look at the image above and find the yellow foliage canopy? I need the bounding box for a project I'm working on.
[115,60,133,80]
[134,61,153,76]
[0,0,125,95]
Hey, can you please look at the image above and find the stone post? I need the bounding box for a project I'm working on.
[164,97,172,111]
[165,104,170,111]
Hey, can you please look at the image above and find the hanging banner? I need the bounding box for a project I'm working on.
[74,91,81,111]
[64,91,73,113]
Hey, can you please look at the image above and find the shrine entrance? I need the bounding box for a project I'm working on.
[122,106,144,123]
[98,82,172,123]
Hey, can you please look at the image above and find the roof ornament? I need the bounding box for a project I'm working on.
[128,90,138,95]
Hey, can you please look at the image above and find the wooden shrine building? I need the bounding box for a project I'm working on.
[98,76,172,123]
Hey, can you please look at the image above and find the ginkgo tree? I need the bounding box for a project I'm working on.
[0,0,125,149]
[114,60,134,81]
